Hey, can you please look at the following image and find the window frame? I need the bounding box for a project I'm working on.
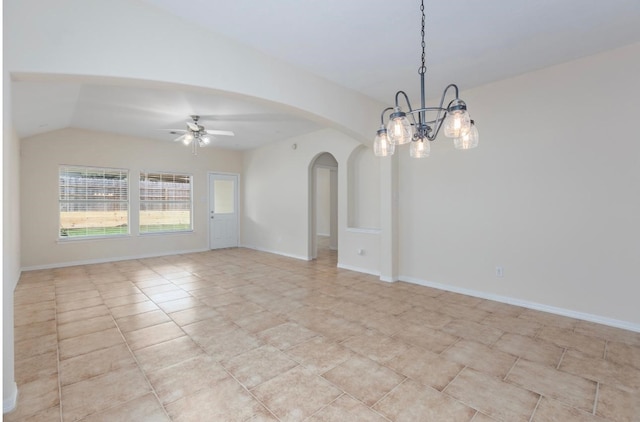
[58,165,130,240]
[139,170,194,235]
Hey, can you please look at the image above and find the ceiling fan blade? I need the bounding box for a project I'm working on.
[205,129,235,136]
[161,129,187,135]
[186,121,199,131]
[174,134,188,143]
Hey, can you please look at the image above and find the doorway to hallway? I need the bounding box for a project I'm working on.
[309,153,338,260]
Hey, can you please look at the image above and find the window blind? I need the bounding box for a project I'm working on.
[59,166,129,238]
[139,172,192,233]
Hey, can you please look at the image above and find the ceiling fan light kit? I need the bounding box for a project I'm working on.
[374,0,479,158]
[170,115,234,155]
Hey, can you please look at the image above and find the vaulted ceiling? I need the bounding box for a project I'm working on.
[10,0,640,149]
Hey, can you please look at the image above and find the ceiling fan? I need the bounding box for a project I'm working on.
[167,115,234,154]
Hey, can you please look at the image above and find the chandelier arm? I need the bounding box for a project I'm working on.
[442,83,460,100]
[394,91,414,112]
[379,107,394,125]
[420,83,461,140]
[409,110,419,129]
[436,84,460,113]
[406,106,445,140]
[409,106,447,114]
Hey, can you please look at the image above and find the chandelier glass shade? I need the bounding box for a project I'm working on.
[373,128,395,156]
[374,0,478,158]
[454,120,479,150]
[410,137,430,158]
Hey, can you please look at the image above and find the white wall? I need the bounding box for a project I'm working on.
[242,129,352,259]
[242,128,380,273]
[3,73,21,412]
[316,167,331,236]
[398,43,640,328]
[20,128,243,268]
[348,146,381,229]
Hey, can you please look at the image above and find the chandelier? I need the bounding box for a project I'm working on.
[374,0,479,158]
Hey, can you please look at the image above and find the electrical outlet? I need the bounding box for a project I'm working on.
[496,266,504,277]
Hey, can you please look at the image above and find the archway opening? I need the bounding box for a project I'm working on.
[309,152,338,260]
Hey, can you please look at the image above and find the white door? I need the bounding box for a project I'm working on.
[209,173,238,249]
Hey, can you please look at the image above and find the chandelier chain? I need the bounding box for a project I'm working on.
[419,0,426,75]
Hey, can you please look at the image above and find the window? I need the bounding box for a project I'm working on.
[59,166,129,238]
[140,172,192,234]
[213,179,235,214]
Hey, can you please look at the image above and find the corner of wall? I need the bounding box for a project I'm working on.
[3,72,21,415]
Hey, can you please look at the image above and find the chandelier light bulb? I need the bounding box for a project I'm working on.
[410,138,430,158]
[387,108,413,145]
[454,120,479,150]
[374,128,395,157]
[444,100,471,138]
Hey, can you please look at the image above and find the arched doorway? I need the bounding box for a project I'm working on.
[309,152,338,260]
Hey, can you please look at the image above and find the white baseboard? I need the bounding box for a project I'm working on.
[241,244,311,261]
[22,245,312,272]
[3,383,18,413]
[400,275,640,333]
[337,263,380,277]
[21,248,210,271]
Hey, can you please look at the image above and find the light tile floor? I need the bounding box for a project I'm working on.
[6,246,640,421]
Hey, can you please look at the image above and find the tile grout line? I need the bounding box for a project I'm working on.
[220,357,285,421]
[439,336,462,355]
[556,348,567,370]
[592,382,600,416]
[441,364,467,394]
[369,376,409,410]
[302,392,344,422]
[528,395,543,422]
[308,391,393,422]
[488,329,504,347]
[503,356,520,381]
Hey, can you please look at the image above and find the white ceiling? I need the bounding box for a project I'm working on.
[11,0,640,149]
[11,79,324,150]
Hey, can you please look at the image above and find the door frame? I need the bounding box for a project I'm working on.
[207,172,240,250]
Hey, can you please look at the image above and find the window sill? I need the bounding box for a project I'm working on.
[57,234,132,243]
